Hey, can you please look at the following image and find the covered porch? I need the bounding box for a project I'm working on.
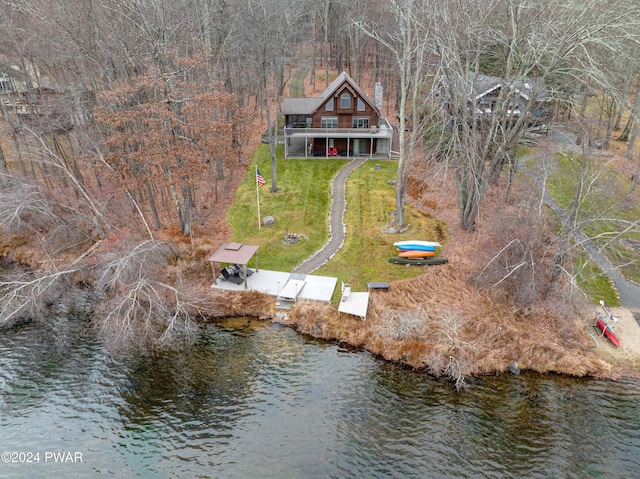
[283,119,394,159]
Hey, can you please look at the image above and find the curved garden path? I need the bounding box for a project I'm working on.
[292,158,367,274]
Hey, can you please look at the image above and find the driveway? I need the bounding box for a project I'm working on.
[522,131,640,320]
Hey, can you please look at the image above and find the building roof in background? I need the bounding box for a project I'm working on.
[282,97,320,115]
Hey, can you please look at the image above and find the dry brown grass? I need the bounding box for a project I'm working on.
[208,289,275,320]
[279,259,610,382]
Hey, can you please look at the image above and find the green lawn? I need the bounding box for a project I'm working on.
[227,145,449,297]
[228,145,632,305]
[226,145,346,272]
[315,160,448,293]
[572,254,620,306]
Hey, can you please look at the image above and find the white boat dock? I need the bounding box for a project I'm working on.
[337,282,370,320]
[211,269,338,303]
[278,278,306,302]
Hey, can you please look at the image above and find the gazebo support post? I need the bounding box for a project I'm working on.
[210,262,218,281]
[243,264,248,289]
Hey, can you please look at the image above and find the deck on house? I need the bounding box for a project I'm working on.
[211,269,338,303]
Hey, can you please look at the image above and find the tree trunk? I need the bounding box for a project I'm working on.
[626,116,640,160]
[625,87,640,158]
[169,182,184,233]
[628,156,640,198]
[603,94,615,149]
[324,1,329,90]
[53,133,84,187]
[0,143,7,175]
[615,74,633,130]
[144,181,163,230]
[618,84,640,143]
[505,155,519,204]
[263,88,279,193]
[619,117,635,143]
[575,84,590,146]
[181,185,192,236]
[201,0,211,55]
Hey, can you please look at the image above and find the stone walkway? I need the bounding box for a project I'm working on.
[292,158,367,274]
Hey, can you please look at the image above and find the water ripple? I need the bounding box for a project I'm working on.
[1,320,639,478]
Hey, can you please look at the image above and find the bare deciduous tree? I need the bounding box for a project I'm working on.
[356,0,433,230]
[433,0,640,230]
[90,238,211,353]
[0,174,59,234]
[438,309,473,390]
[243,0,307,193]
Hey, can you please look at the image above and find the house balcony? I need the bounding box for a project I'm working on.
[284,118,393,140]
[283,119,394,159]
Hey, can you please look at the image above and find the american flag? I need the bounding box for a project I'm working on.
[256,167,265,187]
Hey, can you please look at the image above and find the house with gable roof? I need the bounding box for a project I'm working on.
[282,71,394,158]
[438,72,552,126]
[469,74,550,121]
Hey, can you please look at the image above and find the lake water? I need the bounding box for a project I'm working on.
[1,315,639,478]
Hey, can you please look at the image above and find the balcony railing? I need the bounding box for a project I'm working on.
[284,119,393,138]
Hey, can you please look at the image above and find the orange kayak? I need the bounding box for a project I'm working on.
[397,250,437,258]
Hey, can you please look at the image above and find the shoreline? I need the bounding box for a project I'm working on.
[2,251,639,384]
[268,299,640,382]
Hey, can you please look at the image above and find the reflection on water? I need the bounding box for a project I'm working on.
[0,316,639,478]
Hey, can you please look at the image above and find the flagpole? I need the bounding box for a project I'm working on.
[256,165,262,230]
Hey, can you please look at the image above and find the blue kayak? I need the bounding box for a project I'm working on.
[396,244,437,252]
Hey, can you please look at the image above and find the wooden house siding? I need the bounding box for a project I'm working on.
[283,71,394,158]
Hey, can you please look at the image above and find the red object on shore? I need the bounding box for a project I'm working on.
[595,316,620,347]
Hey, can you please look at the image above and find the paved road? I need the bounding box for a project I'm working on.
[292,157,367,274]
[541,177,640,313]
[524,130,640,317]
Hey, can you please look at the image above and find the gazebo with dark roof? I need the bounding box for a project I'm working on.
[206,242,259,289]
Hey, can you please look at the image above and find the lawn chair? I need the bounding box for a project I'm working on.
[341,282,351,302]
[232,264,254,276]
[221,267,244,285]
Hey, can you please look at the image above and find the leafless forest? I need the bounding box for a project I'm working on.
[1,0,640,365]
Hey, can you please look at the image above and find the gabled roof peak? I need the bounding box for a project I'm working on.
[318,71,379,114]
[319,71,352,98]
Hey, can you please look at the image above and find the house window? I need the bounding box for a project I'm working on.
[321,117,338,128]
[326,98,333,111]
[340,93,351,108]
[352,117,369,129]
[290,114,307,128]
[0,78,12,92]
[357,98,365,111]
